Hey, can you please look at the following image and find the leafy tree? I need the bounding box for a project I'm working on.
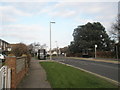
[69,22,113,54]
[59,46,68,54]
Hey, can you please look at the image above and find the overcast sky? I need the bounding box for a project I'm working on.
[0,0,119,50]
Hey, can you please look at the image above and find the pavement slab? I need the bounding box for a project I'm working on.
[17,58,51,88]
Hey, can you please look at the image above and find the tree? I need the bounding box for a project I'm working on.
[11,43,29,57]
[111,14,120,43]
[110,14,120,59]
[59,46,68,54]
[28,42,47,56]
[69,22,113,54]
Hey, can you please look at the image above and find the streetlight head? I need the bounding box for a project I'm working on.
[50,21,55,23]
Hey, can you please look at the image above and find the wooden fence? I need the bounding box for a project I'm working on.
[0,66,11,89]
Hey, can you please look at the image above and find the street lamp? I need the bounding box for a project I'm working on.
[95,45,97,58]
[50,21,55,60]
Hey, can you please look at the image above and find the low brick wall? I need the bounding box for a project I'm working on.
[16,68,28,86]
[5,56,29,88]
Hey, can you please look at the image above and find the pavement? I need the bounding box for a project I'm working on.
[17,58,51,88]
[66,57,120,64]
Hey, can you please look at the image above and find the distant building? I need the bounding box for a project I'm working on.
[47,48,60,56]
[52,51,57,55]
[0,39,9,53]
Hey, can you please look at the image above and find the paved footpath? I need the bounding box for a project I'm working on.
[66,57,119,64]
[18,58,51,88]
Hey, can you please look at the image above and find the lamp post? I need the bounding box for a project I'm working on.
[50,21,55,60]
[95,45,97,58]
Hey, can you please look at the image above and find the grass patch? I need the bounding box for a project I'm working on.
[40,62,117,88]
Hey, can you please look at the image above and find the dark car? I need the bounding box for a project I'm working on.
[38,49,46,60]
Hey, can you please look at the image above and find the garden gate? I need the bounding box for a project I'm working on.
[0,66,11,89]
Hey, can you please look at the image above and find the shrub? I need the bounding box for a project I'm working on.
[96,51,115,58]
[74,53,82,57]
[26,54,31,67]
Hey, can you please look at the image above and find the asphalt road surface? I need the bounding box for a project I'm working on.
[52,56,119,82]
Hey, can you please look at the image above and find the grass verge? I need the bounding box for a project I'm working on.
[40,61,117,88]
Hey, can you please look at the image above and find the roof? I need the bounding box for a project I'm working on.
[0,39,9,44]
[8,44,19,48]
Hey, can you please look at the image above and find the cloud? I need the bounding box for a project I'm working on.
[0,24,45,38]
[49,10,76,17]
[0,6,31,16]
[0,23,49,44]
[60,2,116,37]
[39,2,117,20]
[5,2,47,14]
[0,24,45,32]
[0,5,32,24]
[0,1,118,48]
[0,0,119,2]
[1,14,17,23]
[52,2,114,15]
[0,33,38,40]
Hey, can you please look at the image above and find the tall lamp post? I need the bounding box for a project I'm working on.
[50,21,55,60]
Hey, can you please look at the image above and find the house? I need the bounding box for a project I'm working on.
[0,39,9,53]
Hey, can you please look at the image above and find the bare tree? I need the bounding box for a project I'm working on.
[40,44,47,49]
[111,14,120,43]
[28,42,47,55]
[11,43,29,57]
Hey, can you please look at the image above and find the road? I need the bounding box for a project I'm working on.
[52,56,119,82]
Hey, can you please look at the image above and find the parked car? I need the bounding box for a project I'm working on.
[0,54,5,62]
[38,49,46,60]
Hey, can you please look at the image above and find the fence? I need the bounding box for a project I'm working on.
[16,57,26,73]
[0,66,11,89]
[5,56,29,88]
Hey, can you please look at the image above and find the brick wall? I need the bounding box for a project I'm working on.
[5,56,29,88]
